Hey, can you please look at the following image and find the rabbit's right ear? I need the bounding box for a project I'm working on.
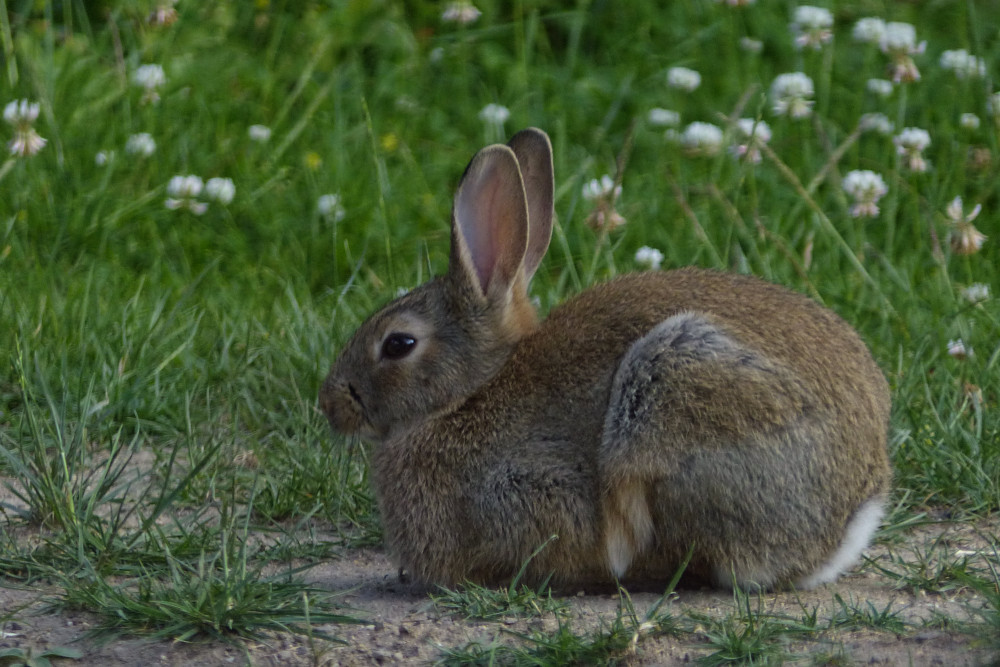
[450,144,529,303]
[507,128,554,283]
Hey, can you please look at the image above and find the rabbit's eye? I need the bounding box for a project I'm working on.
[382,333,417,360]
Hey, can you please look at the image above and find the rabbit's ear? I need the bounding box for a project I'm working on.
[450,144,529,301]
[507,128,554,283]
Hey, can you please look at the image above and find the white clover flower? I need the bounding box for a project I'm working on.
[946,196,982,226]
[960,113,980,130]
[739,37,763,53]
[860,112,894,135]
[635,246,665,270]
[165,175,208,215]
[478,103,510,126]
[582,175,625,231]
[866,78,894,97]
[3,99,46,157]
[647,108,681,127]
[667,66,701,92]
[731,118,771,164]
[582,175,620,201]
[680,122,724,156]
[852,17,886,44]
[317,193,346,222]
[770,72,815,119]
[946,196,986,255]
[842,170,888,218]
[894,127,931,172]
[248,124,272,142]
[149,0,178,26]
[441,1,481,25]
[205,177,235,205]
[961,283,990,303]
[987,92,1000,117]
[125,132,156,157]
[880,22,925,83]
[132,64,166,104]
[790,6,834,50]
[946,338,971,360]
[880,22,918,52]
[940,49,986,79]
[95,150,114,166]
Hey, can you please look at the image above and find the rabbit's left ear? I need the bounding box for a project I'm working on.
[507,128,554,283]
[449,143,529,303]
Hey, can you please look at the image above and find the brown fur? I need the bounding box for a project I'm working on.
[320,129,891,589]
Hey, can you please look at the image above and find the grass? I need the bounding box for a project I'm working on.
[0,0,999,662]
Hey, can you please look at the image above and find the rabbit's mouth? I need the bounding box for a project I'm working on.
[320,379,374,438]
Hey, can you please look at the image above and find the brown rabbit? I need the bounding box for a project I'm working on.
[320,128,891,590]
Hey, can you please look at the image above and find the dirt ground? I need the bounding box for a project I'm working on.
[1,513,997,667]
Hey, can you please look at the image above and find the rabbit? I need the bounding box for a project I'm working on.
[320,127,891,590]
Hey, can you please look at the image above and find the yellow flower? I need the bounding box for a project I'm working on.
[304,151,322,170]
[380,132,399,153]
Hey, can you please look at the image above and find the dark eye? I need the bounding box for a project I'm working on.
[381,333,417,360]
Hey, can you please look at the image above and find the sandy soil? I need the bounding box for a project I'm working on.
[2,471,997,666]
[1,516,997,666]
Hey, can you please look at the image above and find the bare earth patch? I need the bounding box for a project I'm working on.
[1,515,996,666]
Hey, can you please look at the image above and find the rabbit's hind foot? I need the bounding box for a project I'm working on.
[603,478,653,578]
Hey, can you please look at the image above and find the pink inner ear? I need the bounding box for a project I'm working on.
[461,175,502,291]
[455,157,522,295]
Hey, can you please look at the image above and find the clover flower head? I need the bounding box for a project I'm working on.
[582,175,620,201]
[317,193,346,222]
[946,196,986,255]
[894,127,931,172]
[859,112,894,135]
[988,92,1000,117]
[205,177,235,205]
[866,78,894,98]
[667,66,701,92]
[149,0,178,26]
[478,103,510,126]
[880,22,924,83]
[680,122,724,157]
[946,339,971,360]
[3,99,46,156]
[770,72,815,119]
[961,283,990,303]
[635,246,665,270]
[442,1,481,25]
[95,150,114,166]
[731,118,771,164]
[165,175,207,215]
[125,132,156,157]
[880,22,919,53]
[790,6,834,50]
[842,170,888,218]
[132,64,166,104]
[940,49,986,79]
[248,124,272,142]
[582,175,625,231]
[739,37,764,53]
[852,17,886,44]
[647,108,681,128]
[959,113,980,131]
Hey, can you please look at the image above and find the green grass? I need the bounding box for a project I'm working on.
[1,0,999,659]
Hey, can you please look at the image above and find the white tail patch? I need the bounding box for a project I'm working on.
[604,481,653,578]
[795,496,886,589]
